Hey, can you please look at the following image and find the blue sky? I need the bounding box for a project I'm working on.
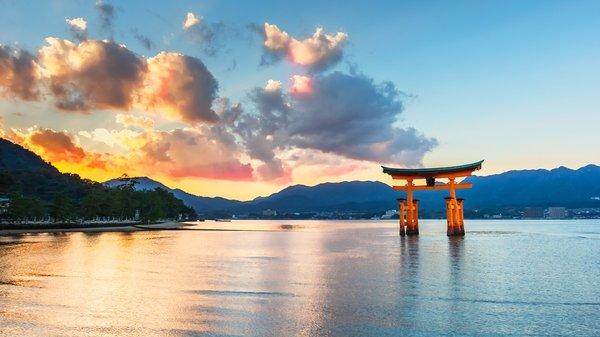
[0,0,598,198]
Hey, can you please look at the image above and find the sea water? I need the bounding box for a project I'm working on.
[0,220,598,336]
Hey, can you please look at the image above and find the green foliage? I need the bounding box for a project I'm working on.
[7,195,45,221]
[0,138,196,223]
[50,194,76,222]
[2,185,196,223]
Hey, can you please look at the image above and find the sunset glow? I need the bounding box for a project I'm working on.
[0,1,598,200]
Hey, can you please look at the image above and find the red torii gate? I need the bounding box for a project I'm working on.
[382,160,483,236]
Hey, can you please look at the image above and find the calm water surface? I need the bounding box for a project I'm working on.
[0,220,599,336]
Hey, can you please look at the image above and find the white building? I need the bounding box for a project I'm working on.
[381,209,398,219]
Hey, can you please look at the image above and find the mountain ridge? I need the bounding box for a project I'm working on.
[3,136,598,217]
[102,163,600,216]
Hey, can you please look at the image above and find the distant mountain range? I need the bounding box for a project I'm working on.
[104,176,242,212]
[2,136,599,217]
[103,165,600,216]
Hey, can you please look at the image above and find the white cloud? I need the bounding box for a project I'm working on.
[183,12,201,30]
[264,79,282,92]
[66,18,87,31]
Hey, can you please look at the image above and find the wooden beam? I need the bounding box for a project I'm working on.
[393,183,473,191]
[390,170,476,180]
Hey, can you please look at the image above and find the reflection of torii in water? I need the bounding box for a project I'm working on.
[382,160,483,236]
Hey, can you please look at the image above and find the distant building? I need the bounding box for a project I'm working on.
[569,208,600,219]
[547,207,567,219]
[523,207,544,219]
[381,209,398,219]
[0,197,10,215]
[262,209,277,217]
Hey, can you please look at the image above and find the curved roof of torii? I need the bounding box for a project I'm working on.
[382,160,484,177]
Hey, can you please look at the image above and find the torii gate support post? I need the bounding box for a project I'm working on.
[404,179,419,236]
[446,178,465,236]
[406,199,419,235]
[397,198,406,236]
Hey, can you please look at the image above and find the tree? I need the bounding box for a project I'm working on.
[138,190,165,223]
[7,195,45,221]
[0,171,16,195]
[50,194,75,222]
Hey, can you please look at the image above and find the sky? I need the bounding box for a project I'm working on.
[0,0,598,200]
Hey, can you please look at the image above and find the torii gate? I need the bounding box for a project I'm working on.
[382,160,483,236]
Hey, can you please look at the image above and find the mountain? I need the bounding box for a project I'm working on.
[0,138,98,201]
[226,181,398,214]
[207,165,600,215]
[6,135,597,216]
[103,176,242,213]
[463,165,600,208]
[103,164,600,217]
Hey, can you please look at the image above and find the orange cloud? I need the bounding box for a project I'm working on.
[38,38,146,111]
[24,125,256,182]
[115,114,154,129]
[6,127,135,181]
[11,128,86,163]
[139,128,254,181]
[137,52,219,123]
[1,38,220,125]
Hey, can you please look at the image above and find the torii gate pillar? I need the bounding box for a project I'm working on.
[382,161,483,236]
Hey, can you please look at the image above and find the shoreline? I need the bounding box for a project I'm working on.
[0,221,191,236]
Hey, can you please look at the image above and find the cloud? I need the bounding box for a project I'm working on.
[233,82,292,181]
[8,127,122,172]
[234,72,437,179]
[139,128,253,181]
[36,38,219,124]
[264,79,282,92]
[115,114,154,129]
[182,12,226,56]
[133,32,153,51]
[8,124,253,182]
[260,23,348,72]
[285,72,437,165]
[38,38,146,112]
[138,52,219,123]
[290,75,312,95]
[286,149,369,177]
[0,116,4,138]
[11,128,86,163]
[95,0,116,38]
[0,45,39,101]
[183,12,201,30]
[66,18,88,41]
[78,127,140,149]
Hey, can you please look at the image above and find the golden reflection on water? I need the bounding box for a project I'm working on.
[0,221,349,336]
[1,220,599,337]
